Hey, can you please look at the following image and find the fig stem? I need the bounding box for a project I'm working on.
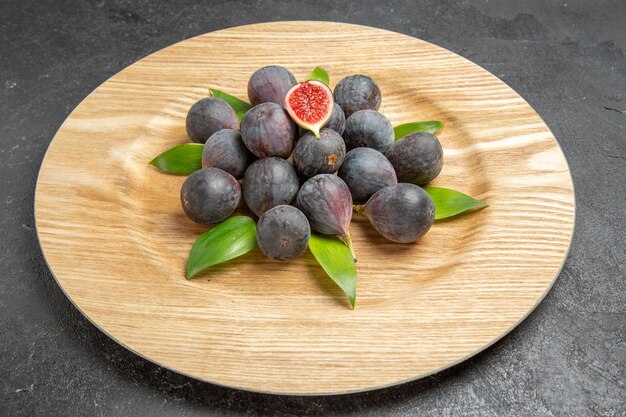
[340,234,357,263]
[353,204,364,214]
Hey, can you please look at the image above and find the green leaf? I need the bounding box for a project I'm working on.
[186,216,257,279]
[149,143,203,175]
[423,186,488,220]
[394,121,444,141]
[309,66,330,85]
[209,89,252,122]
[309,234,357,308]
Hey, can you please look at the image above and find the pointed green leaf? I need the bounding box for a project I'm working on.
[209,89,252,122]
[423,186,488,219]
[309,66,330,86]
[186,216,257,279]
[394,121,444,140]
[309,234,356,308]
[149,143,203,174]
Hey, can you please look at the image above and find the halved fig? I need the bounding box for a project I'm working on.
[284,80,334,138]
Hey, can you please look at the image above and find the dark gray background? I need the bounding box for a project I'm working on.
[1,0,624,416]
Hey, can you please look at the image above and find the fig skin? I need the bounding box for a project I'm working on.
[385,132,444,185]
[186,98,239,144]
[243,157,299,218]
[343,109,394,154]
[241,102,297,158]
[361,183,435,243]
[338,147,397,204]
[292,129,346,180]
[296,174,353,238]
[202,129,256,179]
[333,75,382,117]
[298,102,346,136]
[180,168,241,224]
[256,205,311,261]
[247,65,297,106]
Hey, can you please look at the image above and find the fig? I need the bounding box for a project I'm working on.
[256,205,311,261]
[338,147,397,204]
[202,129,255,179]
[333,74,382,117]
[241,102,297,158]
[247,65,297,105]
[243,157,299,217]
[343,109,394,153]
[385,132,444,185]
[292,129,346,180]
[298,102,346,136]
[359,183,435,243]
[285,80,334,138]
[180,168,240,224]
[296,174,354,255]
[186,97,239,144]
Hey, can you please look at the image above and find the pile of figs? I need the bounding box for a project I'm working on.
[180,65,443,261]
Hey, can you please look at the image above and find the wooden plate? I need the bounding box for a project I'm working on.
[34,22,575,395]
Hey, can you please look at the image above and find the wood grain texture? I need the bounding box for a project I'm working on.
[34,22,575,395]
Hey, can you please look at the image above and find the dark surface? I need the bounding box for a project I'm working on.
[1,0,624,415]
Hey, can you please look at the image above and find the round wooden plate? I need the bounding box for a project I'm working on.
[35,22,575,395]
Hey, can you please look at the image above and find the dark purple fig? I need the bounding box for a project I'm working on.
[333,75,382,117]
[241,102,297,158]
[296,174,353,254]
[247,65,297,105]
[298,102,346,136]
[186,97,239,144]
[343,109,394,153]
[202,129,255,179]
[322,102,346,135]
[338,147,397,204]
[256,205,310,261]
[360,183,435,243]
[243,157,299,217]
[385,132,444,185]
[292,129,346,180]
[180,168,240,224]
